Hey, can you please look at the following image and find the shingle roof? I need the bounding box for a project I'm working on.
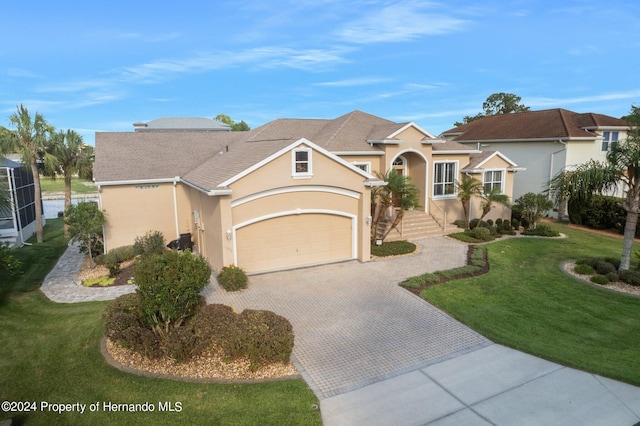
[441,108,631,142]
[95,110,435,191]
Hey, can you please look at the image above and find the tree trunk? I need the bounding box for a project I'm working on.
[64,175,72,238]
[619,209,638,272]
[30,160,44,243]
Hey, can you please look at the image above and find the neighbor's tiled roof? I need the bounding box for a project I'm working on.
[441,108,631,141]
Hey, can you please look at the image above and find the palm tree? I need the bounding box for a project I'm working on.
[47,129,94,211]
[456,175,483,229]
[371,170,420,242]
[479,187,510,221]
[549,106,640,272]
[0,105,55,243]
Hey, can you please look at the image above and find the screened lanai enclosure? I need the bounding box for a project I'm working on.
[0,157,40,247]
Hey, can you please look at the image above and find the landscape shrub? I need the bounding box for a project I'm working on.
[217,265,249,291]
[469,246,487,268]
[235,309,295,370]
[470,226,491,241]
[619,270,640,286]
[594,260,617,275]
[437,265,482,280]
[511,219,520,231]
[135,250,211,336]
[590,275,609,285]
[521,224,559,237]
[469,218,480,229]
[133,230,166,257]
[164,327,198,362]
[606,271,619,282]
[119,325,163,359]
[189,304,238,354]
[400,273,440,289]
[495,218,503,226]
[573,263,595,275]
[94,245,137,277]
[372,240,416,257]
[487,219,494,226]
[453,219,467,229]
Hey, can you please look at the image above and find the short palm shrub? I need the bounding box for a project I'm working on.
[217,265,249,291]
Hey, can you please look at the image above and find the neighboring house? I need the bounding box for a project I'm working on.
[441,108,632,201]
[0,157,41,247]
[94,110,521,274]
[133,117,232,132]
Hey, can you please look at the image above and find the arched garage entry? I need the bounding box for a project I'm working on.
[234,209,357,273]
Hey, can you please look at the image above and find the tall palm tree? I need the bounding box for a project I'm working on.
[47,129,94,212]
[479,187,510,221]
[0,105,55,243]
[456,175,483,229]
[549,106,640,272]
[371,170,420,242]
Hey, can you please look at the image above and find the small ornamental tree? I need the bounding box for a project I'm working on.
[64,201,105,265]
[514,192,553,229]
[134,250,211,339]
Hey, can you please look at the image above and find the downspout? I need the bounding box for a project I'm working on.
[173,177,180,240]
[549,139,567,184]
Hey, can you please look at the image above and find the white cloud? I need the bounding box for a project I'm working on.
[314,77,390,87]
[336,0,468,43]
[528,90,640,108]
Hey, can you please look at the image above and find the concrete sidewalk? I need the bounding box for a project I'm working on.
[321,344,640,425]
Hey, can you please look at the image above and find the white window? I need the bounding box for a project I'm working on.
[483,170,503,193]
[292,148,312,177]
[352,162,371,173]
[602,131,619,152]
[434,162,457,197]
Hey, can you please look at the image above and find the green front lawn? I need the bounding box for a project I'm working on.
[0,220,320,425]
[421,222,640,386]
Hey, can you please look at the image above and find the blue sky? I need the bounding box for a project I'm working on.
[2,0,640,145]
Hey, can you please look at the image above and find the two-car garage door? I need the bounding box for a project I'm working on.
[235,213,354,273]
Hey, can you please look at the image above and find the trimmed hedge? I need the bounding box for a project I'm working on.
[217,265,249,291]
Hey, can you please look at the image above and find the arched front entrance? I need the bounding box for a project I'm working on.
[389,151,428,213]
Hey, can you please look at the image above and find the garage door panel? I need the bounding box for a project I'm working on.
[236,214,353,273]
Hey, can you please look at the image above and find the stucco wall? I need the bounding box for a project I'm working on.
[100,182,178,252]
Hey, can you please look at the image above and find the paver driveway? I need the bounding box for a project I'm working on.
[203,236,490,399]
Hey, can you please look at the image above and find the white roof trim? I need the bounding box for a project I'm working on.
[388,122,437,139]
[181,178,232,196]
[432,150,478,155]
[96,177,178,186]
[473,151,519,169]
[456,137,596,143]
[332,151,385,156]
[367,139,402,145]
[218,138,376,187]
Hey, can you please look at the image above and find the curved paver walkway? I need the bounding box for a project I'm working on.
[40,242,135,303]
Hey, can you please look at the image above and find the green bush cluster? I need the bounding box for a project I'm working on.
[573,263,595,275]
[217,265,249,291]
[590,275,609,285]
[400,246,487,291]
[134,230,166,257]
[135,250,211,334]
[95,245,136,277]
[573,257,640,287]
[470,226,491,241]
[619,270,640,286]
[104,296,295,369]
[521,224,560,237]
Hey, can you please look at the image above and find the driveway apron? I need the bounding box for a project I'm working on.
[204,236,490,399]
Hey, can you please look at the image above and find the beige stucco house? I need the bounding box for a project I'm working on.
[94,110,521,274]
